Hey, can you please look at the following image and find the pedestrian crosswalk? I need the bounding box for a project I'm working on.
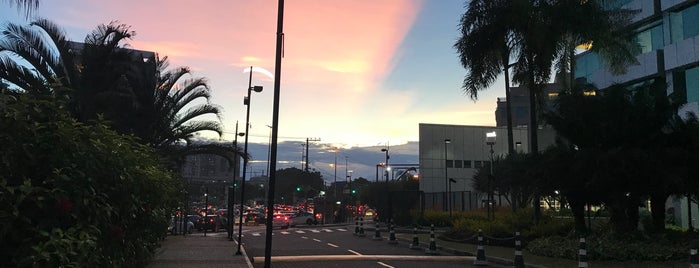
[249,228,349,237]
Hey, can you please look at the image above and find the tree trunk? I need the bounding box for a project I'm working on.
[568,195,587,233]
[649,192,667,233]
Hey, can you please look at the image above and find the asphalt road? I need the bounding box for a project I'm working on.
[239,223,504,268]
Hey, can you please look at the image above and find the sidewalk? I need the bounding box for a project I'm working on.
[147,232,252,268]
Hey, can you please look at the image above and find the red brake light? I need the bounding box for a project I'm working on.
[284,217,288,221]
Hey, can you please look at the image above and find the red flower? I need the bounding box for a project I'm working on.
[54,198,73,215]
[111,225,124,239]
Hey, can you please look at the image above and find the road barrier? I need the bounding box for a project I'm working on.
[578,237,587,268]
[409,227,421,250]
[358,217,366,237]
[425,224,439,255]
[373,222,383,241]
[514,231,524,268]
[474,229,488,266]
[353,216,359,236]
[388,220,397,244]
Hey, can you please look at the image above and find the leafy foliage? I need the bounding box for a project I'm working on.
[0,94,182,266]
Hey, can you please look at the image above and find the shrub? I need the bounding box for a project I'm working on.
[0,96,182,267]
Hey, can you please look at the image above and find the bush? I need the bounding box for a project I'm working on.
[528,230,693,261]
[0,95,182,267]
[418,210,453,227]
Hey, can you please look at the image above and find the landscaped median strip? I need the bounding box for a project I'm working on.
[250,255,475,263]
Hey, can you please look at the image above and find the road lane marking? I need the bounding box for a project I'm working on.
[281,231,290,235]
[313,238,322,242]
[251,233,261,236]
[337,228,347,231]
[377,262,395,268]
[348,249,362,255]
[322,229,333,232]
[295,230,306,234]
[301,236,308,239]
[251,255,475,263]
[311,229,320,233]
[327,243,339,248]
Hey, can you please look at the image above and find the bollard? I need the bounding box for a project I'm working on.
[514,231,525,268]
[578,237,588,268]
[409,227,421,250]
[691,246,699,268]
[425,224,439,255]
[373,222,383,241]
[354,216,359,236]
[358,217,366,237]
[388,220,397,244]
[474,229,488,266]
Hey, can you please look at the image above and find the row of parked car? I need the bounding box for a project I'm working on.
[169,209,322,235]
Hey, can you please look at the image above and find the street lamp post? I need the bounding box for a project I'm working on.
[228,122,245,241]
[203,186,208,237]
[237,66,263,255]
[381,147,390,182]
[444,139,451,212]
[486,131,496,220]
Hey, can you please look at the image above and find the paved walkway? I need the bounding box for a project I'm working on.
[148,232,252,268]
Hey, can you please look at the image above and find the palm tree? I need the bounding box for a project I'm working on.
[455,0,521,155]
[1,19,241,171]
[3,0,40,18]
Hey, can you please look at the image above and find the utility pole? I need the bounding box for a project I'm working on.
[304,137,321,172]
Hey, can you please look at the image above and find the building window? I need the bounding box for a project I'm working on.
[474,161,483,168]
[603,0,633,10]
[670,4,699,43]
[446,160,453,168]
[574,52,601,82]
[636,22,663,53]
[463,160,472,168]
[687,66,699,103]
[455,160,463,168]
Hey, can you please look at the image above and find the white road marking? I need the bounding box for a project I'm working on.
[327,243,339,248]
[348,249,362,255]
[251,233,261,236]
[337,228,347,232]
[322,229,333,232]
[311,229,321,233]
[377,262,395,268]
[313,238,322,242]
[301,236,308,239]
[281,231,290,235]
[295,230,306,234]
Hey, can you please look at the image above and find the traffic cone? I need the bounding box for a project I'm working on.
[373,222,383,240]
[353,216,359,236]
[425,224,439,255]
[358,217,366,237]
[578,237,588,268]
[409,227,421,249]
[388,220,397,244]
[514,231,525,268]
[473,229,488,266]
[691,244,699,268]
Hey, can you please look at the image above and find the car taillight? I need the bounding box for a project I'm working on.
[275,215,280,219]
[284,216,288,221]
[210,218,214,223]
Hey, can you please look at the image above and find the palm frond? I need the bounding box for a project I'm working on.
[172,104,222,130]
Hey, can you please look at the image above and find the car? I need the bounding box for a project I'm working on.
[169,216,194,234]
[199,215,220,232]
[187,215,203,230]
[290,211,317,226]
[271,213,290,229]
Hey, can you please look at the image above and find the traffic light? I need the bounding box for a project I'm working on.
[351,189,357,195]
[233,182,238,187]
[296,186,301,192]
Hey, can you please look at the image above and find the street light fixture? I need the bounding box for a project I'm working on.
[381,147,389,182]
[444,139,451,213]
[237,66,263,255]
[486,131,496,220]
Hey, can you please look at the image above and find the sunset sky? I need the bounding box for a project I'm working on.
[1,1,505,179]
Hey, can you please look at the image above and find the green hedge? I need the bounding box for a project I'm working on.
[0,95,181,267]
